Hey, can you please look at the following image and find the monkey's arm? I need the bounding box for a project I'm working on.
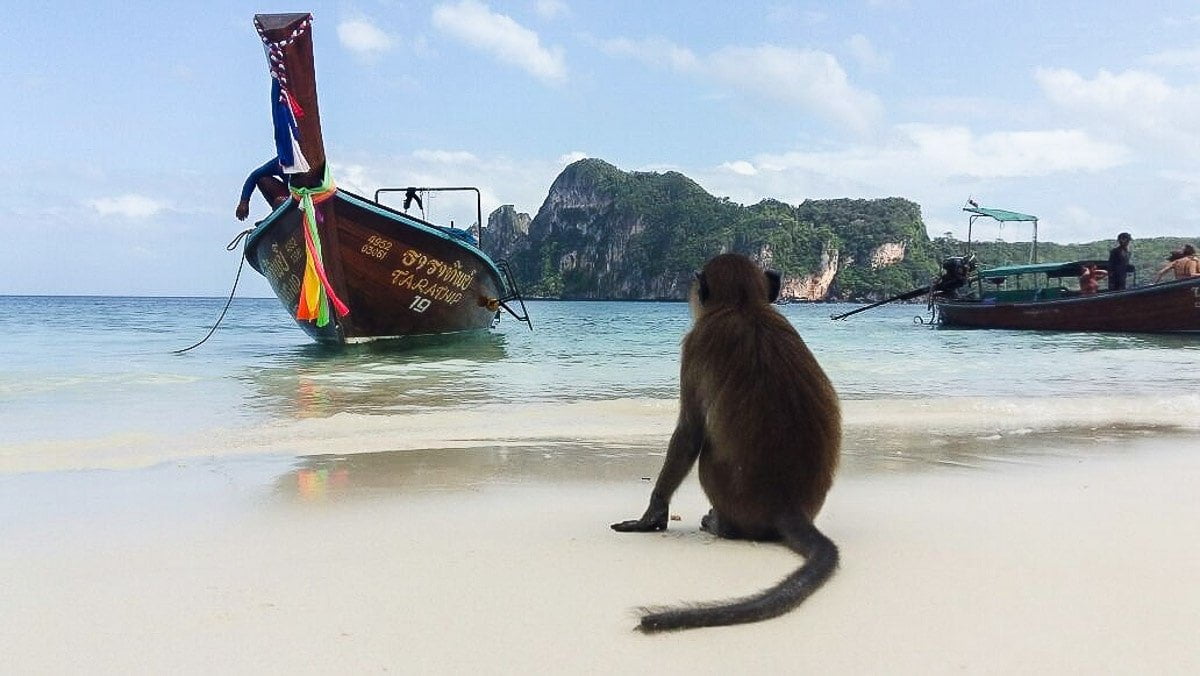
[611,390,705,532]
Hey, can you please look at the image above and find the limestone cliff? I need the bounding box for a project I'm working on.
[483,205,531,261]
[481,158,937,301]
[782,250,841,300]
[868,242,907,269]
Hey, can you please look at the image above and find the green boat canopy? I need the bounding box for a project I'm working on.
[963,206,1038,222]
[979,260,1108,279]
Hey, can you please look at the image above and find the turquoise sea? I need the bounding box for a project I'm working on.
[2,295,1199,481]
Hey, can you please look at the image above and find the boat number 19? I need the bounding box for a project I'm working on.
[410,296,433,313]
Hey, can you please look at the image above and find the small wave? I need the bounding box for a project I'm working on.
[844,395,1200,435]
[0,372,202,397]
[2,395,1196,474]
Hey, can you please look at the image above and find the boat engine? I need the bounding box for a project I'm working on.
[933,254,977,297]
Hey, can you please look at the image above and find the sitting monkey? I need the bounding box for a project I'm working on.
[612,253,841,632]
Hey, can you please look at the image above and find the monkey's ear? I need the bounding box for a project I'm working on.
[695,271,710,304]
[765,270,782,303]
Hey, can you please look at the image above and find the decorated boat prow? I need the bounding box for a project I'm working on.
[241,12,529,344]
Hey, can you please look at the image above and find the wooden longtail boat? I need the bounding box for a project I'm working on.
[242,13,530,344]
[932,206,1200,333]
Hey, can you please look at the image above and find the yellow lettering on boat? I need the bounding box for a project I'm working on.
[285,236,304,265]
[390,265,466,306]
[397,248,477,291]
[264,243,291,280]
[360,235,394,261]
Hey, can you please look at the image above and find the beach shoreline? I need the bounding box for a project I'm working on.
[2,433,1198,674]
[5,394,1199,475]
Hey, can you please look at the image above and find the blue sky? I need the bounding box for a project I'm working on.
[5,1,1200,296]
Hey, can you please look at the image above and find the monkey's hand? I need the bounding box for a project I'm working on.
[611,501,669,532]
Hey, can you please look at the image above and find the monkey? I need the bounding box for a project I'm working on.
[611,252,841,632]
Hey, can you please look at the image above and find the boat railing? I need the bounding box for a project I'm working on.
[968,261,1142,301]
[374,186,484,249]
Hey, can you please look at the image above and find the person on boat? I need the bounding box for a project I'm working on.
[1106,232,1133,291]
[1153,244,1200,282]
[1078,264,1107,294]
[235,157,290,221]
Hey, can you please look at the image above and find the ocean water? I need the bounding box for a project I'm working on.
[2,295,1199,476]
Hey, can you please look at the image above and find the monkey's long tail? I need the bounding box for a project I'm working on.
[638,518,838,633]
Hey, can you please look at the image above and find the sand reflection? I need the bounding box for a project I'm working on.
[275,443,663,501]
[271,420,1196,503]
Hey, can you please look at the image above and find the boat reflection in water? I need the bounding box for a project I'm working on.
[241,331,509,419]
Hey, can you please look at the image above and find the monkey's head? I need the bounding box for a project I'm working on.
[691,253,782,314]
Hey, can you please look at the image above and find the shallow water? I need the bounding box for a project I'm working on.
[2,296,1198,473]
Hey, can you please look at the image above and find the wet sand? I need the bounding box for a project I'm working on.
[1,433,1198,674]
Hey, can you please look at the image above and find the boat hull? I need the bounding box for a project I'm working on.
[936,277,1200,332]
[245,190,505,344]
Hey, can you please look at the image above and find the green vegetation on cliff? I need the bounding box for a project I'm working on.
[484,159,1199,300]
[489,159,942,300]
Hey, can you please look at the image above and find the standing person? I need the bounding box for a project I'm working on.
[1107,232,1133,291]
[1153,244,1200,282]
[235,157,289,221]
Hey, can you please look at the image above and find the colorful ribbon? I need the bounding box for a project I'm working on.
[256,15,312,174]
[290,166,350,326]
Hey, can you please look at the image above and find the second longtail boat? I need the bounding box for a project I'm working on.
[241,12,530,344]
[933,206,1200,332]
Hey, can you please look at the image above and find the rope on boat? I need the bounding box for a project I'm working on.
[173,229,254,354]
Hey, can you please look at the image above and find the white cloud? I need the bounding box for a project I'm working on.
[1141,47,1200,69]
[1159,169,1200,203]
[765,5,827,25]
[1163,14,1200,28]
[846,34,891,73]
[332,151,567,219]
[412,149,481,164]
[1036,67,1171,110]
[721,160,758,176]
[600,38,881,135]
[534,0,568,19]
[329,163,378,196]
[88,194,167,219]
[684,121,1138,245]
[707,45,883,135]
[557,150,588,165]
[1035,66,1200,150]
[337,18,394,56]
[432,1,567,84]
[700,124,1126,214]
[753,124,1128,181]
[897,125,1129,178]
[598,37,699,71]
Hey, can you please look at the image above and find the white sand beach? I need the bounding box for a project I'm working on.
[2,432,1198,674]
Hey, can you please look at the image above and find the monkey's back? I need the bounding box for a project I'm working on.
[685,306,841,528]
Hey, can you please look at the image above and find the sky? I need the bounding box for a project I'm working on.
[5,1,1200,296]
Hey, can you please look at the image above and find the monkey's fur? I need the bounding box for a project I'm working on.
[612,253,841,632]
